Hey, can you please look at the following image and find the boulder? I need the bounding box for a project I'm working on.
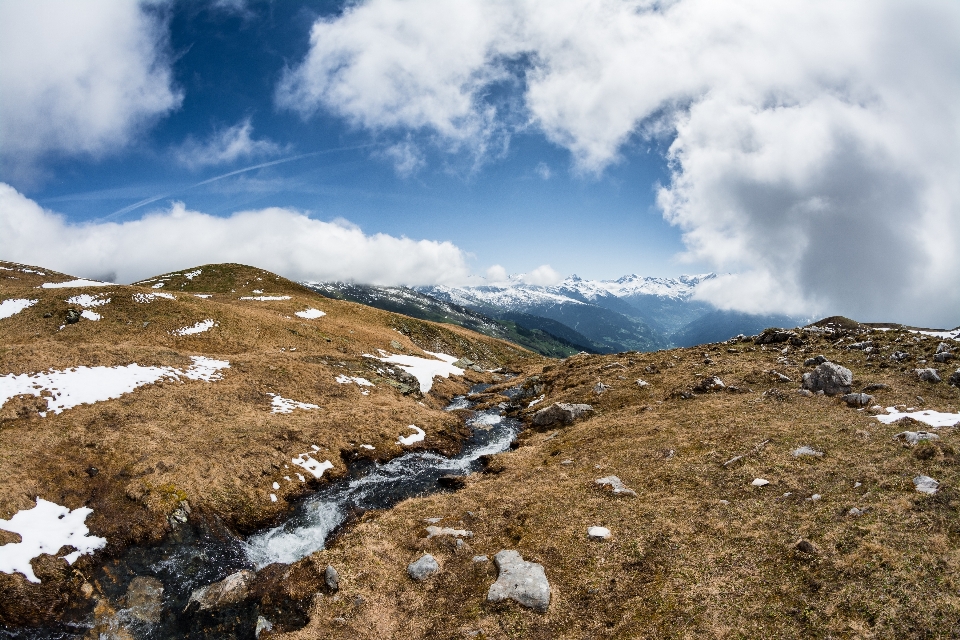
[407,554,439,581]
[934,352,954,363]
[916,368,941,383]
[950,369,960,387]
[186,570,255,611]
[125,576,163,623]
[890,351,911,362]
[531,403,593,427]
[487,550,550,613]
[801,362,852,396]
[936,342,952,354]
[914,475,939,495]
[842,393,874,407]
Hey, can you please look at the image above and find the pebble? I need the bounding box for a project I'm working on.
[587,526,611,540]
[751,478,770,487]
[325,565,340,592]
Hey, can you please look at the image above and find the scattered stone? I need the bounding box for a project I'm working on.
[801,362,853,396]
[595,475,637,496]
[85,466,99,477]
[424,517,443,523]
[916,368,941,383]
[751,478,770,487]
[473,555,488,563]
[593,382,610,395]
[487,550,551,613]
[531,403,593,427]
[914,475,940,495]
[587,526,611,540]
[452,357,474,368]
[771,371,792,383]
[325,565,340,592]
[560,459,573,465]
[792,446,823,458]
[186,570,255,611]
[426,525,472,538]
[407,554,439,581]
[125,576,163,623]
[842,393,874,408]
[804,355,828,367]
[848,507,866,517]
[862,383,889,392]
[797,389,814,397]
[694,376,725,392]
[65,309,81,324]
[936,342,952,354]
[934,352,954,363]
[389,339,404,350]
[794,539,818,555]
[950,369,960,387]
[890,351,910,362]
[754,329,800,345]
[635,378,650,388]
[894,431,940,446]
[807,494,822,502]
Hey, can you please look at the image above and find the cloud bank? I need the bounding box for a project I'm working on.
[279,0,960,327]
[0,1,181,172]
[0,183,470,286]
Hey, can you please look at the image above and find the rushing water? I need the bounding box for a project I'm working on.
[7,390,519,639]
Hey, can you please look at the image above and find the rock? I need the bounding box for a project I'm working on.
[453,357,474,368]
[848,507,865,517]
[425,525,472,538]
[694,376,725,392]
[914,475,940,495]
[65,309,81,324]
[473,555,488,563]
[791,446,823,458]
[934,352,954,363]
[772,371,792,383]
[916,368,941,383]
[895,431,939,446]
[848,340,874,350]
[595,475,637,496]
[255,616,273,638]
[794,539,818,555]
[797,389,814,397]
[437,474,466,489]
[751,478,770,487]
[754,329,799,345]
[804,355,828,367]
[801,362,853,396]
[635,378,650,388]
[407,554,439,581]
[950,369,960,387]
[842,393,874,407]
[587,526,611,540]
[389,339,404,350]
[862,383,888,392]
[324,565,339,592]
[125,576,163,623]
[936,342,952,354]
[187,570,255,611]
[531,403,593,427]
[593,382,610,395]
[890,351,911,362]
[487,550,551,613]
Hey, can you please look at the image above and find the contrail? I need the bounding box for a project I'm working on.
[96,145,375,222]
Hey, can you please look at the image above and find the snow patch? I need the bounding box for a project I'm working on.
[292,454,333,478]
[172,319,217,336]
[876,407,960,428]
[0,299,37,319]
[335,374,374,387]
[66,294,110,308]
[365,352,463,392]
[269,393,319,414]
[79,310,100,321]
[184,270,202,280]
[295,308,326,319]
[133,292,176,303]
[398,425,425,446]
[152,282,166,288]
[0,356,229,415]
[240,295,291,301]
[0,499,106,583]
[40,279,111,288]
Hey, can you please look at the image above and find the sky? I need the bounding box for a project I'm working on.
[1,0,958,327]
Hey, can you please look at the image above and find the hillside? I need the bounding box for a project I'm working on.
[2,261,960,638]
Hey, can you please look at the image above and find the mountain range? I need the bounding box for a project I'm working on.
[307,273,801,356]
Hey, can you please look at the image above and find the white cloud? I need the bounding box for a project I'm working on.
[280,0,960,327]
[381,140,425,177]
[0,183,470,286]
[485,265,508,283]
[174,119,282,169]
[522,265,562,286]
[0,1,181,170]
[534,162,551,180]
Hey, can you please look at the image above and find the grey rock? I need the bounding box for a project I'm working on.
[848,340,874,350]
[804,355,828,367]
[914,475,940,495]
[453,357,474,368]
[801,362,853,396]
[890,351,910,362]
[473,555,489,563]
[916,368,941,383]
[595,475,637,496]
[407,554,439,581]
[187,570,255,611]
[842,393,874,408]
[325,565,340,592]
[125,576,163,623]
[255,616,273,638]
[936,342,952,354]
[65,309,81,324]
[772,371,792,383]
[487,550,551,613]
[934,352,954,363]
[593,382,610,395]
[792,446,823,458]
[531,403,593,427]
[950,369,960,387]
[894,431,940,446]
[425,525,472,538]
[754,329,799,345]
[694,376,725,392]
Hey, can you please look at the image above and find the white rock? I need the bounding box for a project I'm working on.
[587,526,611,540]
[751,478,770,487]
[487,550,550,612]
[595,475,637,496]
[408,554,439,581]
[426,526,472,538]
[914,475,940,495]
[792,446,823,458]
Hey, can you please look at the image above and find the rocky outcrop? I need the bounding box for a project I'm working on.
[801,362,852,396]
[531,403,593,427]
[487,550,550,612]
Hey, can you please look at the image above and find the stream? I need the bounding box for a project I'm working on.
[4,387,520,639]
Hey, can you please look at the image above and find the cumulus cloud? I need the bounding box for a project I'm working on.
[0,183,470,286]
[485,265,509,284]
[381,140,425,177]
[521,265,562,286]
[279,0,960,327]
[174,119,282,169]
[0,1,181,171]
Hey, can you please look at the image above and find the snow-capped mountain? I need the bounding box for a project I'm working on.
[558,273,717,301]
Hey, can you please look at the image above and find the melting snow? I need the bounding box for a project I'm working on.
[184,269,202,280]
[398,425,425,445]
[0,299,37,319]
[240,295,291,301]
[295,308,326,319]
[40,279,111,288]
[365,351,464,392]
[335,374,374,387]
[172,319,217,336]
[876,407,960,428]
[0,499,106,583]
[0,356,229,415]
[79,310,101,321]
[66,294,110,308]
[912,329,960,341]
[133,292,176,303]
[292,454,333,478]
[152,282,166,289]
[269,393,319,414]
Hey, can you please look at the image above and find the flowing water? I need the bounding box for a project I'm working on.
[6,389,519,639]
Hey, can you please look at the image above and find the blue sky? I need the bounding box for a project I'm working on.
[1,0,958,327]
[10,0,686,282]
